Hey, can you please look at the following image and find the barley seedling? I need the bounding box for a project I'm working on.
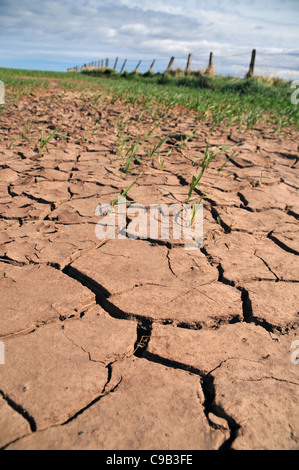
[121,138,146,177]
[188,140,235,203]
[157,147,173,170]
[110,172,143,208]
[7,139,17,150]
[37,122,68,152]
[217,146,237,175]
[146,133,172,161]
[258,164,264,186]
[177,129,197,151]
[21,119,33,140]
[190,197,204,226]
[187,141,217,202]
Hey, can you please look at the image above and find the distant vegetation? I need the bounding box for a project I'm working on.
[81,68,298,131]
[0,67,298,131]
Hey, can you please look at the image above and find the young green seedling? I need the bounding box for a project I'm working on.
[7,139,17,150]
[157,147,173,170]
[217,146,237,175]
[188,142,236,202]
[190,197,204,226]
[177,129,197,151]
[121,136,152,177]
[146,133,172,161]
[37,122,68,152]
[22,119,33,140]
[110,172,143,208]
[187,140,214,202]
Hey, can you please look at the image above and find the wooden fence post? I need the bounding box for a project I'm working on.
[185,53,192,74]
[165,57,175,73]
[148,59,156,74]
[246,49,256,78]
[113,57,118,70]
[105,58,109,68]
[205,52,214,75]
[120,59,127,74]
[134,60,142,73]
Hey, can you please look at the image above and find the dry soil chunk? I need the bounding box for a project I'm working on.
[204,232,277,283]
[270,231,298,255]
[49,197,101,224]
[213,359,299,450]
[70,238,219,298]
[0,221,101,269]
[0,196,52,221]
[8,357,229,450]
[239,183,297,211]
[70,239,172,296]
[148,322,298,380]
[0,168,19,183]
[254,241,299,281]
[11,181,71,204]
[167,247,218,285]
[148,322,299,449]
[0,323,108,430]
[244,281,299,332]
[218,207,294,234]
[0,265,95,337]
[0,395,31,448]
[108,282,242,327]
[63,305,136,365]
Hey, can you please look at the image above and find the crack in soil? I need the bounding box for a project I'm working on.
[267,231,299,256]
[166,249,177,277]
[141,351,240,450]
[254,252,280,281]
[199,245,292,334]
[0,389,37,433]
[61,364,123,426]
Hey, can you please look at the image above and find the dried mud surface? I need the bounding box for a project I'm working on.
[0,83,298,450]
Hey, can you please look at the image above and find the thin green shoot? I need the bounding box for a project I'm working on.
[217,146,237,174]
[188,142,237,202]
[157,147,173,170]
[121,139,145,176]
[146,133,172,161]
[187,140,211,203]
[111,172,143,208]
[177,129,197,150]
[22,119,33,140]
[7,139,17,150]
[38,122,68,152]
[190,197,204,226]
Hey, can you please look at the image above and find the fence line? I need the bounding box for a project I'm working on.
[67,49,298,78]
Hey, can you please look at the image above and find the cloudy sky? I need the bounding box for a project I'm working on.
[1,0,299,78]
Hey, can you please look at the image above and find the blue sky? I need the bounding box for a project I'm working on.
[1,0,298,78]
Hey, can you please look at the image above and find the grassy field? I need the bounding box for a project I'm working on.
[1,67,298,132]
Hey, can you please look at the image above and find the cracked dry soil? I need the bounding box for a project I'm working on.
[0,82,298,450]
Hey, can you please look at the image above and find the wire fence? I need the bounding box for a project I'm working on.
[67,49,299,80]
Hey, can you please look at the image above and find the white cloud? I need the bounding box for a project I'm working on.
[120,23,150,36]
[0,0,298,77]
